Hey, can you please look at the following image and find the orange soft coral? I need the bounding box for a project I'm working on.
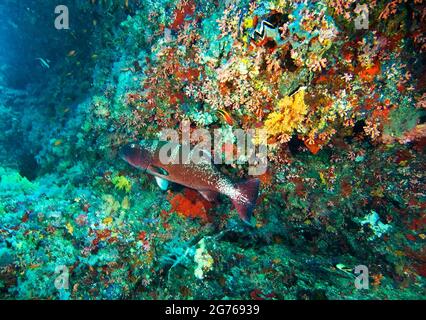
[168,189,212,222]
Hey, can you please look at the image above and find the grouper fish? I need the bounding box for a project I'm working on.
[120,140,260,224]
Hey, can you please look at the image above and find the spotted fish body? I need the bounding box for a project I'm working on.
[120,140,260,224]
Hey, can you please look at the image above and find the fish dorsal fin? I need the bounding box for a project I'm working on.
[199,190,219,202]
[155,176,169,191]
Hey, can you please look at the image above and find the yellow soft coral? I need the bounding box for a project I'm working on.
[264,87,308,141]
[111,175,132,193]
[243,17,255,29]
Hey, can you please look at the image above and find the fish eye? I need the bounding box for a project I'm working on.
[130,144,136,148]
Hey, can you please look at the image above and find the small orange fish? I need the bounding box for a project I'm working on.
[217,109,235,126]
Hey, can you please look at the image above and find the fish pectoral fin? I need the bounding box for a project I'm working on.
[155,176,169,191]
[150,165,169,176]
[199,190,219,202]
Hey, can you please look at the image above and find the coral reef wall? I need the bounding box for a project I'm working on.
[0,0,425,299]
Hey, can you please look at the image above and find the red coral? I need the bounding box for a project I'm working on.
[21,211,31,223]
[175,67,200,82]
[170,0,196,31]
[304,140,321,155]
[340,179,352,198]
[92,229,112,246]
[138,231,147,241]
[168,189,212,222]
[169,92,185,105]
[404,247,426,278]
[413,264,426,278]
[302,136,329,155]
[372,107,390,122]
[406,234,416,241]
[409,215,426,231]
[258,169,274,187]
[358,61,381,82]
[126,93,143,105]
[289,177,306,197]
[250,289,277,300]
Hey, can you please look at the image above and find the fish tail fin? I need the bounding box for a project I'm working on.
[232,178,260,224]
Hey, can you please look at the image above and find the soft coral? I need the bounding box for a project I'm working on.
[168,188,213,222]
[170,0,196,31]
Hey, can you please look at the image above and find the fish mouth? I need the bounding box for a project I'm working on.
[118,144,132,161]
[119,143,151,173]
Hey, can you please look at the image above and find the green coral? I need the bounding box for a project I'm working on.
[0,167,37,197]
[111,175,132,193]
[384,104,425,139]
